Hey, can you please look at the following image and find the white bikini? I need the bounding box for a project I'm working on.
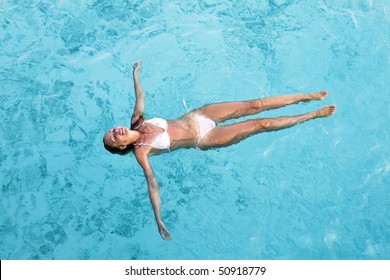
[192,114,216,146]
[136,115,216,151]
[137,118,171,150]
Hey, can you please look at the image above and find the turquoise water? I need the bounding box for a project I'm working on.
[1,0,389,260]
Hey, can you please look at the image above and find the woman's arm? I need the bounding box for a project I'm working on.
[131,61,146,126]
[136,153,172,240]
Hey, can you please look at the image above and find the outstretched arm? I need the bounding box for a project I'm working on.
[131,61,145,126]
[136,154,172,240]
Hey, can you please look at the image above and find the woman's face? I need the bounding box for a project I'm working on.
[103,126,131,149]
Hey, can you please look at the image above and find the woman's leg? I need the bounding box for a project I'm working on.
[198,105,336,150]
[191,91,328,123]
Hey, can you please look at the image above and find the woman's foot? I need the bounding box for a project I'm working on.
[314,104,336,118]
[308,90,328,101]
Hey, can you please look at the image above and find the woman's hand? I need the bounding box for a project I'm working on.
[133,60,142,72]
[136,155,172,241]
[131,60,145,121]
[158,221,172,241]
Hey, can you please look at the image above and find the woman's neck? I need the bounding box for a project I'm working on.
[126,130,141,145]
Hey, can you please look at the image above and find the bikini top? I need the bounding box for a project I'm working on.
[136,118,170,150]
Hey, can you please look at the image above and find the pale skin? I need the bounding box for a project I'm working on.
[103,61,336,240]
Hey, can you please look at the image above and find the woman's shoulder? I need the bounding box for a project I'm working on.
[133,144,153,161]
[131,112,145,129]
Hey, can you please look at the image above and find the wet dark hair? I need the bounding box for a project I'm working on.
[103,141,134,155]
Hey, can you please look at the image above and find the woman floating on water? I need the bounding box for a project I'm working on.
[103,61,336,240]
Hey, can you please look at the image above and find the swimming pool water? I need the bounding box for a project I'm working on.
[1,0,389,259]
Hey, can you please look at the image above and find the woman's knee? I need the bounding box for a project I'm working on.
[250,99,264,111]
[256,118,272,130]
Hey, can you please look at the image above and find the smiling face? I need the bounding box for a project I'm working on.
[103,126,133,150]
